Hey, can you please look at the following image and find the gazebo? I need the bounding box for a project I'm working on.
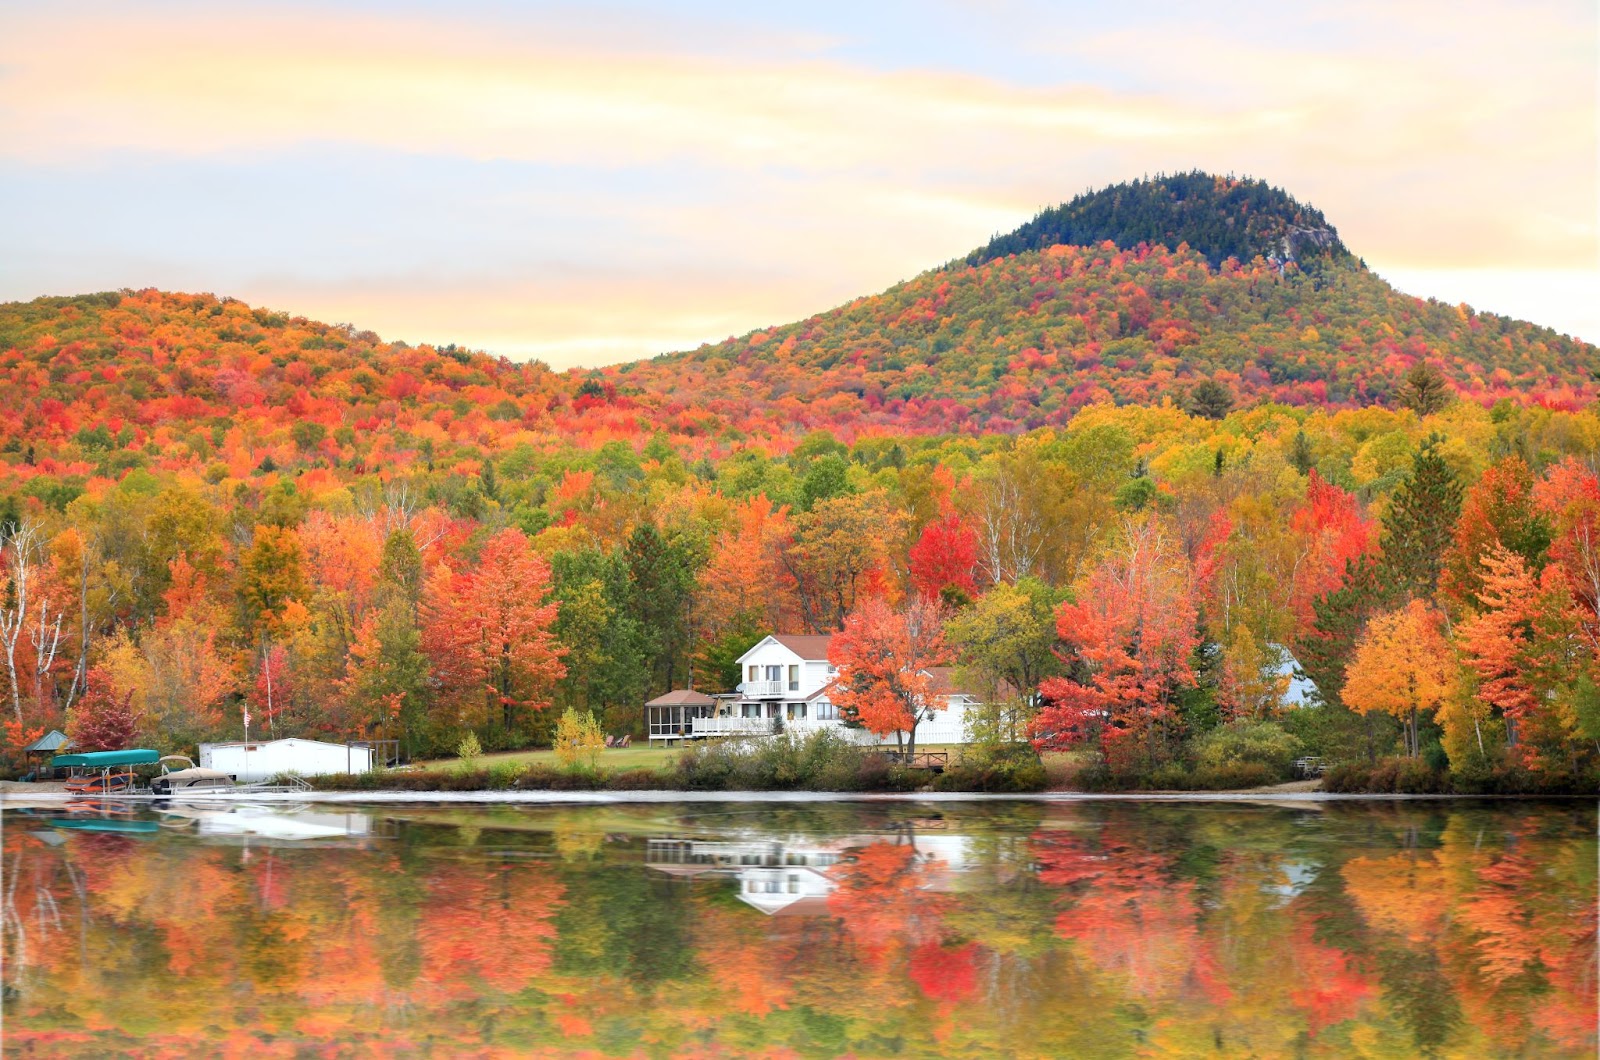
[646,689,717,746]
[22,729,74,779]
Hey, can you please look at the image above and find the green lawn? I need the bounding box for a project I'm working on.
[415,741,972,775]
[417,745,682,773]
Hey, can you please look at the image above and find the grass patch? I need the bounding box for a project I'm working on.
[416,745,681,774]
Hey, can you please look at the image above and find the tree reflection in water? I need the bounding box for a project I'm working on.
[1,800,1593,1057]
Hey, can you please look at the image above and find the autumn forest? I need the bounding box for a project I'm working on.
[1,176,1598,789]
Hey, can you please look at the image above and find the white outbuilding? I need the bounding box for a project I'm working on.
[198,738,375,783]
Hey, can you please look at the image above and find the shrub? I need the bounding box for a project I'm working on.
[456,731,482,769]
[674,731,921,791]
[1193,720,1302,779]
[605,768,670,790]
[553,708,604,772]
[486,762,528,790]
[1063,758,1274,791]
[934,743,1047,792]
[1323,757,1448,794]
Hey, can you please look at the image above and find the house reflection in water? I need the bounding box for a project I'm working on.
[645,833,971,915]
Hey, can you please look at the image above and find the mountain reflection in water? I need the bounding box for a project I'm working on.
[1,800,1594,1058]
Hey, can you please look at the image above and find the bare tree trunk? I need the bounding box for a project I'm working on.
[0,522,42,724]
[29,598,63,711]
[64,549,90,712]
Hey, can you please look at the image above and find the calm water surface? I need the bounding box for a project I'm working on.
[1,799,1594,1058]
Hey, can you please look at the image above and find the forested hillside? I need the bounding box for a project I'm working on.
[0,174,1596,788]
[620,243,1594,433]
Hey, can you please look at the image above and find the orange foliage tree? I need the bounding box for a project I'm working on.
[1342,600,1454,757]
[1455,545,1584,769]
[423,528,565,740]
[827,595,952,756]
[1439,456,1551,611]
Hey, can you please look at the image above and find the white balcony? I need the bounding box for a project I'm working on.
[742,680,788,698]
[692,717,778,737]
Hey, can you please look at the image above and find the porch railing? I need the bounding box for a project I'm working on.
[692,717,778,737]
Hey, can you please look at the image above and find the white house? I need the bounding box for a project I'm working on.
[199,738,376,783]
[1266,644,1320,707]
[646,633,979,746]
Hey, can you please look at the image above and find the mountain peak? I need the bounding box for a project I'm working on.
[963,171,1353,271]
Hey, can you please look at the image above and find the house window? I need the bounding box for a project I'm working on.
[788,664,799,690]
[815,702,837,721]
[788,703,806,720]
[788,875,800,894]
[765,665,782,683]
[747,664,759,683]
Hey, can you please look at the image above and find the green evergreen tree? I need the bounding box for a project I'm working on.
[1189,379,1234,420]
[1289,431,1315,475]
[378,528,424,613]
[624,524,699,697]
[1300,439,1461,715]
[1376,436,1462,602]
[1396,362,1453,416]
[1300,555,1389,705]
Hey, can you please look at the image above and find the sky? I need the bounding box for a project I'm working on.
[1,0,1596,367]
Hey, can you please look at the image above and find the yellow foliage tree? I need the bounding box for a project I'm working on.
[553,708,604,772]
[1343,600,1454,757]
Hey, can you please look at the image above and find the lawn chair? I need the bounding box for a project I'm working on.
[618,734,631,748]
[604,735,616,748]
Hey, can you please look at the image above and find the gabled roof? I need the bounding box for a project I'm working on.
[646,689,716,707]
[736,633,837,665]
[24,729,73,753]
[771,634,834,661]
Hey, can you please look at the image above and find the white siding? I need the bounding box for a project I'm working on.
[199,739,373,783]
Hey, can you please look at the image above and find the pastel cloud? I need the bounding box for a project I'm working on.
[0,1,1593,364]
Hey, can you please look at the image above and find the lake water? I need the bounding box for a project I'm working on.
[1,798,1594,1057]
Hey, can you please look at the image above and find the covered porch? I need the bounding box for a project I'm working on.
[645,689,718,746]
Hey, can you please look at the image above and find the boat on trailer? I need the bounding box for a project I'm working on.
[52,748,161,794]
[49,748,313,798]
[150,755,235,795]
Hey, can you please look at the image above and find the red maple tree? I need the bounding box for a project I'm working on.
[1035,518,1198,772]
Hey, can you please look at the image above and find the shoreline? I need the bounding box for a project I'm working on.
[2,788,1591,807]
